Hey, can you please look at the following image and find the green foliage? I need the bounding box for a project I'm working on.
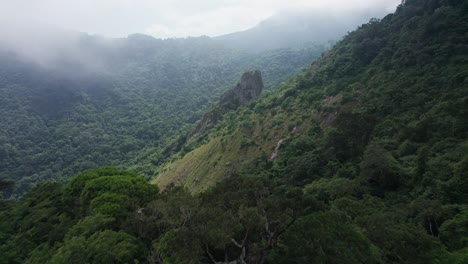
[152,175,322,263]
[333,196,442,264]
[324,112,375,161]
[50,231,144,264]
[153,0,468,262]
[439,210,468,251]
[155,228,203,264]
[0,168,157,263]
[360,142,401,192]
[85,231,144,263]
[90,193,127,216]
[48,236,87,264]
[270,211,380,264]
[63,167,159,219]
[65,214,115,239]
[0,38,326,197]
[443,248,468,264]
[1,0,467,263]
[304,177,362,202]
[240,138,255,148]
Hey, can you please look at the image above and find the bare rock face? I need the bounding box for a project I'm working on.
[219,70,264,110]
[190,70,264,137]
[165,71,263,157]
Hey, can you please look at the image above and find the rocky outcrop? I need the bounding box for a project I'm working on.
[191,71,264,136]
[219,70,264,110]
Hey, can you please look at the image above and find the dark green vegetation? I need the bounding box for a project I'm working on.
[154,0,467,261]
[1,0,467,263]
[0,35,327,196]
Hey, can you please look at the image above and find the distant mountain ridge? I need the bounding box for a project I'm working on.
[0,26,327,196]
[156,0,468,196]
[1,1,467,263]
[214,7,391,52]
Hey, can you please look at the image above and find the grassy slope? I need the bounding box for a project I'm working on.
[154,0,468,196]
[155,78,320,191]
[0,38,327,196]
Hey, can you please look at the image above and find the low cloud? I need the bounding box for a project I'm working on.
[1,0,401,38]
[0,21,112,73]
[0,0,401,69]
[145,5,271,38]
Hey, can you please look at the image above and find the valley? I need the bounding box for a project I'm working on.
[0,0,467,263]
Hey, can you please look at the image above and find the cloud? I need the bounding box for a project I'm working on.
[0,0,401,72]
[145,5,272,38]
[145,0,401,38]
[0,0,401,38]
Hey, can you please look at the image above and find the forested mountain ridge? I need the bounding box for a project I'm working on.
[148,0,467,260]
[0,0,467,263]
[0,34,327,196]
[214,7,388,52]
[0,3,393,196]
[157,0,468,194]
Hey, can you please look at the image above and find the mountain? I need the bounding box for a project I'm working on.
[189,70,265,138]
[153,0,467,260]
[214,7,390,52]
[0,4,383,196]
[0,0,467,263]
[157,0,468,194]
[0,32,327,196]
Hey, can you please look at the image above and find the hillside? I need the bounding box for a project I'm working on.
[0,0,467,263]
[214,7,390,52]
[156,0,468,194]
[0,35,326,196]
[153,0,468,260]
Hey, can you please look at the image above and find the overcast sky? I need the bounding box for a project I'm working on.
[0,0,401,38]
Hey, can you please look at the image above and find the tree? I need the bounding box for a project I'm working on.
[269,211,380,264]
[439,210,468,251]
[360,143,401,192]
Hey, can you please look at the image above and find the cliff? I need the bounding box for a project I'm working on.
[219,70,264,109]
[191,70,264,136]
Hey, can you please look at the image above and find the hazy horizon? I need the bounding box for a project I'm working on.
[0,0,402,71]
[0,0,401,39]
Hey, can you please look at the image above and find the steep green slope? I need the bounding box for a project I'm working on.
[0,1,467,263]
[0,36,326,196]
[156,0,468,196]
[152,0,468,261]
[155,82,307,192]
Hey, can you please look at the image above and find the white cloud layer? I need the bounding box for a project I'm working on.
[0,0,401,38]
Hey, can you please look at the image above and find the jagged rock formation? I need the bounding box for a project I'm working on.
[219,70,264,110]
[191,70,264,136]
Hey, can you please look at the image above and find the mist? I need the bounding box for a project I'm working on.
[0,0,401,38]
[0,21,115,74]
[0,0,401,70]
[215,4,395,52]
